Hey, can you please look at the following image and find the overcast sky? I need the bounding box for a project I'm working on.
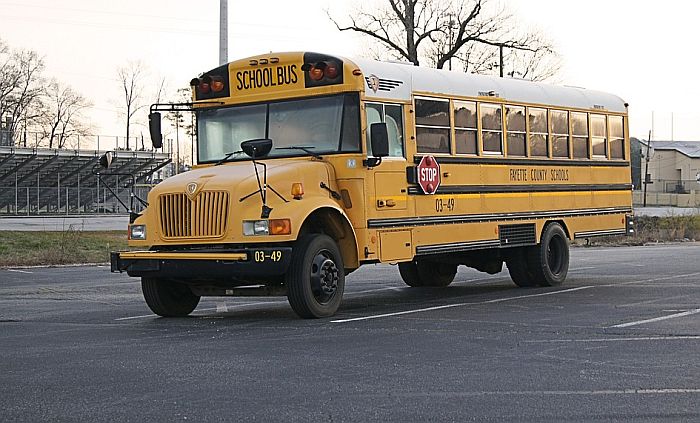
[0,0,697,142]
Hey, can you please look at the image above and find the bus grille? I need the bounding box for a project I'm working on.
[159,191,229,239]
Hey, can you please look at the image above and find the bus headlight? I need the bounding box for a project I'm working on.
[243,219,291,236]
[129,224,146,240]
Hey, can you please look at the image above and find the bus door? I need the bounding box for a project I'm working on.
[366,102,412,261]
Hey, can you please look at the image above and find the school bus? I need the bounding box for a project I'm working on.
[110,52,633,318]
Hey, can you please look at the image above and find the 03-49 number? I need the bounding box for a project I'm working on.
[435,197,455,213]
[254,250,282,262]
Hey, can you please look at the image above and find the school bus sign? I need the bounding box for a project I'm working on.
[417,155,441,194]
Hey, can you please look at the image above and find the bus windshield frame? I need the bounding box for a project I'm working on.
[197,93,360,164]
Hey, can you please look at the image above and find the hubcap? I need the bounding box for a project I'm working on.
[310,251,339,304]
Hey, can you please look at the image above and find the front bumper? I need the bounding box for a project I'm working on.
[110,247,292,281]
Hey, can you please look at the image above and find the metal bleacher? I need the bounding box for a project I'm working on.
[0,146,171,215]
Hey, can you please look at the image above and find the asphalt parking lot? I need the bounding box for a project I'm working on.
[1,243,699,422]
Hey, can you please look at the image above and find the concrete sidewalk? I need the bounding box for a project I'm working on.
[0,215,129,231]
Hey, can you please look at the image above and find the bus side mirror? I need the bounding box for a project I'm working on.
[370,122,389,157]
[364,122,389,168]
[149,112,163,149]
[99,151,114,169]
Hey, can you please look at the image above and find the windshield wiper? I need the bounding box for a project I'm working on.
[275,145,322,159]
[214,150,245,166]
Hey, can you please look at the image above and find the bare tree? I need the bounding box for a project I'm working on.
[39,80,92,148]
[0,40,45,145]
[116,61,147,150]
[329,0,560,80]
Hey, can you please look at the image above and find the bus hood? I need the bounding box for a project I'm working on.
[149,159,334,216]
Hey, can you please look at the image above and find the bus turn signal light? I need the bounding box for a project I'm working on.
[269,219,292,235]
[291,183,304,200]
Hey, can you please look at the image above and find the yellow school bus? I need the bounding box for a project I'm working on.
[110,52,633,318]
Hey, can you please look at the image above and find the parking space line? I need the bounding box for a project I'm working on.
[525,336,700,343]
[6,269,33,274]
[331,286,593,323]
[371,388,700,397]
[610,308,700,328]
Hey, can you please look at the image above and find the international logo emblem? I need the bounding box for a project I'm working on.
[185,182,199,200]
[368,74,380,93]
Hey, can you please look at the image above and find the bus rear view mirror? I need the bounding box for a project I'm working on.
[370,122,389,158]
[99,151,114,169]
[241,138,273,158]
[149,112,163,149]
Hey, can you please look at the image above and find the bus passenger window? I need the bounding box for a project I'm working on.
[481,103,503,154]
[571,112,589,159]
[366,102,404,157]
[528,108,548,157]
[455,101,477,155]
[609,116,624,159]
[550,110,570,158]
[506,105,526,157]
[591,114,607,158]
[415,98,450,154]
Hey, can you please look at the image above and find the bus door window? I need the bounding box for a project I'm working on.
[415,98,450,154]
[590,114,607,158]
[528,107,549,157]
[609,116,624,159]
[505,105,526,157]
[366,102,404,157]
[481,103,503,154]
[455,101,477,155]
[550,109,570,158]
[571,112,589,159]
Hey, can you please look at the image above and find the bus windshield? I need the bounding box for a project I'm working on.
[198,93,359,163]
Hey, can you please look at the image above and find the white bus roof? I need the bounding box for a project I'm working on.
[349,57,627,113]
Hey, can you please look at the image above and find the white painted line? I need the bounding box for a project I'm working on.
[610,308,700,328]
[332,286,593,323]
[6,269,33,274]
[525,336,700,343]
[383,389,700,397]
[347,287,403,295]
[115,307,218,321]
[608,272,700,287]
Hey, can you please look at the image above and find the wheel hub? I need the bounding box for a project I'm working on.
[310,253,339,303]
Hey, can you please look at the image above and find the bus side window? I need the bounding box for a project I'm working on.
[366,104,383,157]
[366,103,404,157]
[384,104,404,157]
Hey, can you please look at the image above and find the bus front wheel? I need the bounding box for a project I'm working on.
[141,278,200,317]
[398,259,457,287]
[286,234,345,318]
[527,223,570,286]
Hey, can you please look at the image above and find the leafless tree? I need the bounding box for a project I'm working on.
[329,0,560,81]
[116,61,147,150]
[0,40,45,144]
[39,80,92,148]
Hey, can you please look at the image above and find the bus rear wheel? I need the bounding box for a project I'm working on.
[141,278,200,317]
[286,234,345,318]
[398,259,457,287]
[506,248,537,287]
[527,223,570,287]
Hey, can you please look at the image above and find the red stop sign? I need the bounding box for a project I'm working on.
[417,155,440,194]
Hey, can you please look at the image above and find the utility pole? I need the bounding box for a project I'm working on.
[499,44,504,77]
[643,130,652,207]
[219,0,228,65]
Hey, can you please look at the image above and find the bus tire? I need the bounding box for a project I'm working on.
[398,259,456,287]
[527,223,570,287]
[286,234,345,318]
[506,248,537,287]
[141,278,200,317]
